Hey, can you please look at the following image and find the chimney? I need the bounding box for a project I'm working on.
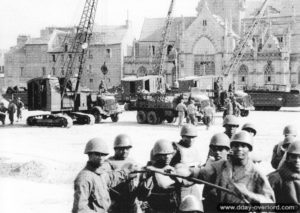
[17,35,30,47]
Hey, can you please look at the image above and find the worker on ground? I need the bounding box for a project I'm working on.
[72,137,138,213]
[178,195,203,213]
[202,100,214,130]
[268,141,300,206]
[176,99,187,127]
[271,125,298,169]
[170,124,202,202]
[106,134,140,213]
[241,123,257,137]
[193,131,275,212]
[7,99,17,125]
[223,98,233,118]
[0,102,7,125]
[16,97,24,122]
[223,115,239,139]
[187,100,197,125]
[137,139,180,213]
[203,133,230,212]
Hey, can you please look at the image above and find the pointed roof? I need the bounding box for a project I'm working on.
[91,24,129,45]
[261,35,281,52]
[139,17,195,42]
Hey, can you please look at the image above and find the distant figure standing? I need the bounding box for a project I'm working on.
[0,102,7,125]
[202,101,214,130]
[176,99,187,127]
[187,100,197,125]
[7,99,17,125]
[16,97,24,122]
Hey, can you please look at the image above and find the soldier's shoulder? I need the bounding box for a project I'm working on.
[267,170,281,184]
[75,168,95,182]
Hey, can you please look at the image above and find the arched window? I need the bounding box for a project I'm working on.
[238,64,248,85]
[137,66,147,77]
[264,60,274,84]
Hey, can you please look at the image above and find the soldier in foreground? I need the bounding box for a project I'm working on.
[107,134,140,213]
[268,141,300,205]
[205,133,230,166]
[223,115,239,139]
[241,122,257,137]
[271,125,298,169]
[137,139,180,213]
[72,137,137,213]
[193,131,275,212]
[170,124,202,202]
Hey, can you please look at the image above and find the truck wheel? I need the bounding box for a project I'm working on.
[92,110,101,123]
[241,110,249,117]
[147,111,157,125]
[166,116,174,123]
[137,111,147,124]
[111,114,119,122]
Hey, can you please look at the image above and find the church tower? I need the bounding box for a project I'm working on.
[205,0,245,34]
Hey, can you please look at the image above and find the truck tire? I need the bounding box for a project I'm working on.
[111,114,119,122]
[147,111,158,125]
[137,111,147,124]
[240,110,249,117]
[92,110,102,123]
[166,116,174,123]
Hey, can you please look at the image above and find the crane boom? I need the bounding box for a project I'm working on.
[61,0,99,103]
[154,0,176,89]
[223,0,269,76]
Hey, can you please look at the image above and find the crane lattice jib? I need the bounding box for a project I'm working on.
[61,0,99,101]
[156,0,176,77]
[223,0,269,76]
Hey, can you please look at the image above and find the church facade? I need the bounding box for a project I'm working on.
[124,0,300,90]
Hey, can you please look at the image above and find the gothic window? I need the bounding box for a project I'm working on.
[106,49,111,58]
[64,44,68,52]
[264,60,274,83]
[52,67,56,76]
[20,67,24,77]
[203,20,207,26]
[167,45,173,55]
[238,64,248,84]
[52,54,56,62]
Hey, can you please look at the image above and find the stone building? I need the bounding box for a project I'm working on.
[124,0,300,90]
[4,21,134,90]
[0,49,6,92]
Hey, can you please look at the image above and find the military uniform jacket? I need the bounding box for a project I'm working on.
[72,163,130,213]
[195,159,274,207]
[271,143,285,169]
[268,162,300,205]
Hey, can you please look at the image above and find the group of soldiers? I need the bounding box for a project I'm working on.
[72,116,300,213]
[0,97,24,125]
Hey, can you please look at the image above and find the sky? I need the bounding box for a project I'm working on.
[0,0,200,50]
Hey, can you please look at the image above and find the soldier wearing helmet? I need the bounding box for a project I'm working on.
[106,134,140,213]
[179,195,203,213]
[223,115,239,139]
[72,137,138,213]
[242,122,257,136]
[271,125,298,169]
[269,141,300,205]
[206,133,230,165]
[193,131,275,211]
[170,124,202,204]
[137,139,181,213]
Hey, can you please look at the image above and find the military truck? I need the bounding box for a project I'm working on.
[245,84,300,111]
[177,75,252,117]
[120,75,207,124]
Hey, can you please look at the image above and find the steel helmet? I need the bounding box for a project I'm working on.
[283,125,298,136]
[223,115,239,127]
[287,141,300,155]
[84,137,109,155]
[114,134,132,148]
[152,139,174,156]
[179,195,203,212]
[230,131,253,151]
[282,135,296,149]
[210,133,230,149]
[180,124,198,137]
[242,123,257,136]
